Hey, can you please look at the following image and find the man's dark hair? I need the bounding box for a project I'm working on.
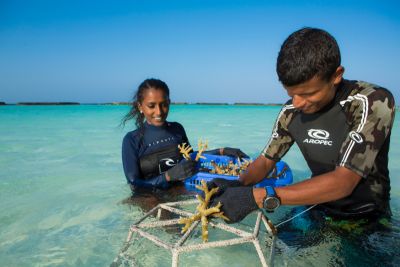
[276,27,341,86]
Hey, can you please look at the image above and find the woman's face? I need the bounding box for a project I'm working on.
[138,88,170,126]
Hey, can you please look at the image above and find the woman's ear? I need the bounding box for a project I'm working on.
[137,103,143,114]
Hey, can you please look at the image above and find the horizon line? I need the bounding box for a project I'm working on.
[0,101,284,106]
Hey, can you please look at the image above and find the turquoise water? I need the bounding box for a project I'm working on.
[0,105,399,266]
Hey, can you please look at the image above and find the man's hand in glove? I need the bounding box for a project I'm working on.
[209,186,258,223]
[165,160,197,182]
[200,178,243,199]
[207,178,242,193]
[221,147,249,159]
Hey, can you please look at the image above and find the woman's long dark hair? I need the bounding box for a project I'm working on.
[121,78,170,130]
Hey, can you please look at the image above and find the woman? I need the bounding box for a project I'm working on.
[121,78,247,190]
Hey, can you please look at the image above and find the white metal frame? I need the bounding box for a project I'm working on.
[112,199,278,267]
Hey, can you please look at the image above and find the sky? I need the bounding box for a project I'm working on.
[1,0,399,104]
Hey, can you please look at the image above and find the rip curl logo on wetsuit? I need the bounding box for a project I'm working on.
[161,158,176,167]
[303,129,333,146]
[159,158,177,173]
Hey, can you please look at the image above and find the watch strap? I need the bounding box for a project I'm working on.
[265,186,276,197]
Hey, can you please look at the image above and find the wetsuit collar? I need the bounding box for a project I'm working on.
[144,121,169,130]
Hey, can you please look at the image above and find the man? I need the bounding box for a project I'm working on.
[209,27,395,223]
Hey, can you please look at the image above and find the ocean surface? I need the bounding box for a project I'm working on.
[0,104,399,267]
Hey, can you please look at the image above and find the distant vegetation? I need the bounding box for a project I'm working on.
[0,102,285,106]
[16,102,80,105]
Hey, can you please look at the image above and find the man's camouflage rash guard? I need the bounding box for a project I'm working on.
[262,79,395,217]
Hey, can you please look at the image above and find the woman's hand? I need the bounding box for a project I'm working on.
[165,160,197,182]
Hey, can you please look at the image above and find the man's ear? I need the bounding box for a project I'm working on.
[333,66,345,85]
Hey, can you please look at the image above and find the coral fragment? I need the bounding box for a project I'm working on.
[178,180,228,242]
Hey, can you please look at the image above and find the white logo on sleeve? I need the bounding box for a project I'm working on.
[303,129,332,146]
[349,131,363,143]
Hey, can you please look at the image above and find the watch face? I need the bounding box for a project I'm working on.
[265,197,280,211]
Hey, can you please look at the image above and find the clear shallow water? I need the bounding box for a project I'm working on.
[0,105,399,266]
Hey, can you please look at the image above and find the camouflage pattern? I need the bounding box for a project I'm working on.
[262,80,395,180]
[338,81,395,179]
[262,103,296,161]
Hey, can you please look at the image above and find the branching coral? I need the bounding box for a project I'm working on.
[195,139,208,161]
[209,158,253,176]
[178,139,208,162]
[178,180,228,242]
[208,160,220,174]
[178,143,193,160]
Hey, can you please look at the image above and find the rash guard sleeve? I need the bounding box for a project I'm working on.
[262,104,296,161]
[337,85,395,177]
[180,123,190,146]
[121,133,169,189]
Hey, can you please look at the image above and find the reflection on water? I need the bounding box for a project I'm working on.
[117,189,400,267]
[0,105,399,266]
[274,207,400,266]
[120,184,196,212]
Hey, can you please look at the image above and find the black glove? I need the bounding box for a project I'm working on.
[201,178,243,199]
[222,147,249,159]
[166,160,197,182]
[210,186,258,223]
[207,178,243,193]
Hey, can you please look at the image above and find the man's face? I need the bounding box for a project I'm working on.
[284,67,344,114]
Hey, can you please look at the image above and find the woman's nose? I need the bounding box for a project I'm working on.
[154,105,163,115]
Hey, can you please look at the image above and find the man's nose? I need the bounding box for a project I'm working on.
[292,95,306,109]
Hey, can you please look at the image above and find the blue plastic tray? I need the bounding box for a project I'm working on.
[184,153,293,189]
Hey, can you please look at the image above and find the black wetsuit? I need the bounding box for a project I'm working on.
[263,79,395,218]
[122,121,190,189]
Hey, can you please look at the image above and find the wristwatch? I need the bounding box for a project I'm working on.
[263,186,281,212]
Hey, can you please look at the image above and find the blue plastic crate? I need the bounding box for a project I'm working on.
[184,153,293,189]
[254,160,293,187]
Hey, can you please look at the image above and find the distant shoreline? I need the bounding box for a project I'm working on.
[0,102,284,106]
[1,102,399,110]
